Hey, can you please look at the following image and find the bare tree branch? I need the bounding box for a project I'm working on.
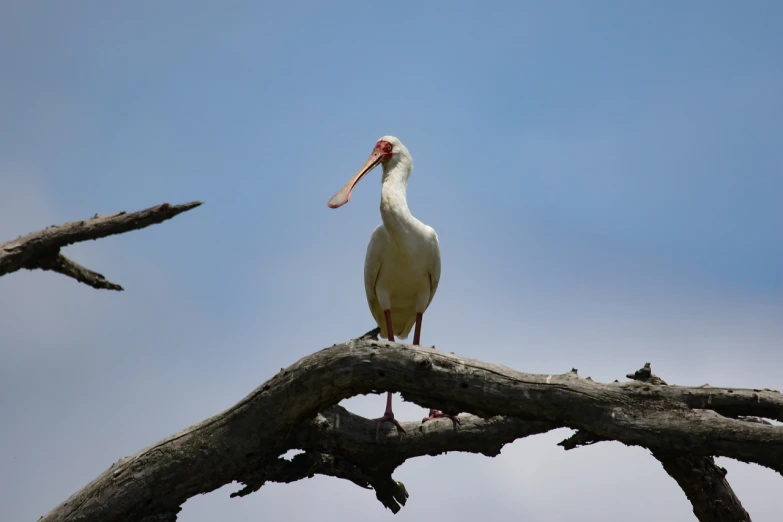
[36,336,783,522]
[0,201,201,290]
[626,364,752,521]
[653,450,751,522]
[227,406,555,513]
[32,251,125,290]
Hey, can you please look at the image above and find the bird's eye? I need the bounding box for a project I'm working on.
[384,144,393,153]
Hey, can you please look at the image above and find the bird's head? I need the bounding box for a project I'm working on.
[327,136,410,209]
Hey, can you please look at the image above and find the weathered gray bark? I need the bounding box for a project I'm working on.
[3,207,780,522]
[35,337,783,522]
[564,363,753,522]
[654,451,750,522]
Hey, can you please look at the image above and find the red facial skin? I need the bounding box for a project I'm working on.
[375,140,394,162]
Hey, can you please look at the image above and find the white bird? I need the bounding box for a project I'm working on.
[328,136,455,437]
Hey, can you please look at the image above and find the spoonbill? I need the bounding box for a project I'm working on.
[328,136,456,438]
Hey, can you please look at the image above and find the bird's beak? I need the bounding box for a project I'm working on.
[327,150,384,208]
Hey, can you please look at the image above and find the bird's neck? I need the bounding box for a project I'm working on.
[380,160,416,238]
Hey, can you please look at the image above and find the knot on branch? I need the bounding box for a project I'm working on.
[22,247,61,270]
[371,474,409,514]
[627,362,668,386]
[360,327,381,341]
[558,430,607,450]
[415,353,434,370]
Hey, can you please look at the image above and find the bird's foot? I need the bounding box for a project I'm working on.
[375,410,406,441]
[422,409,460,425]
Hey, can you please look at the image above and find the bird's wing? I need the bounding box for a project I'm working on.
[364,225,385,329]
[427,228,441,309]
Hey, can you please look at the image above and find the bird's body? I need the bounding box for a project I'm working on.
[364,222,439,339]
[364,145,440,340]
[328,135,452,437]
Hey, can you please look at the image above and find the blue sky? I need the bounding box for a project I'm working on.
[1,1,782,521]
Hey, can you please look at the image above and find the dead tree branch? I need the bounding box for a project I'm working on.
[0,201,201,290]
[35,337,783,522]
[561,363,753,521]
[232,405,555,513]
[653,450,750,522]
[635,364,751,521]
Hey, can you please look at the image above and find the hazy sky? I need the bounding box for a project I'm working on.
[1,1,781,521]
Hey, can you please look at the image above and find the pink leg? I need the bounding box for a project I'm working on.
[413,312,422,345]
[416,312,460,426]
[375,309,406,440]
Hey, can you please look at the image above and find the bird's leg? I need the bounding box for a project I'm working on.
[376,391,405,441]
[375,309,405,441]
[416,312,460,426]
[413,311,422,345]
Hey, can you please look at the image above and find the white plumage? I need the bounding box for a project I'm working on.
[328,136,440,340]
